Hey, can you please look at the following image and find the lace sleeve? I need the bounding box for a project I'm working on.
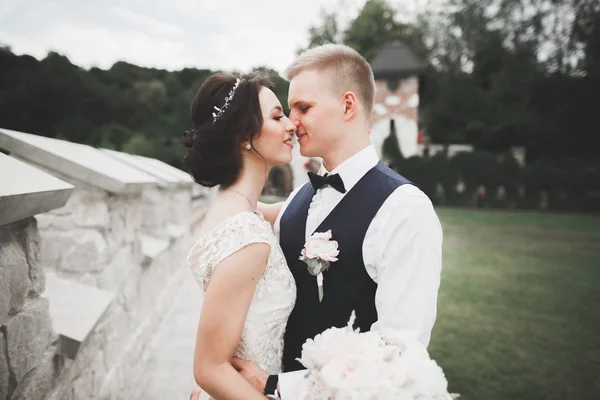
[187,212,273,286]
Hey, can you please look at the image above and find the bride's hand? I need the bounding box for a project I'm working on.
[190,386,217,400]
[231,358,269,393]
[189,385,202,400]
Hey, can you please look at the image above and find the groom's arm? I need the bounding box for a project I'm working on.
[368,184,443,346]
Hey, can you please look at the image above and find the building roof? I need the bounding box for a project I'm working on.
[371,41,426,79]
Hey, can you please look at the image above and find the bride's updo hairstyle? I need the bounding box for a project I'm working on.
[182,72,273,188]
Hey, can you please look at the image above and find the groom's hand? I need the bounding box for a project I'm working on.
[231,358,269,392]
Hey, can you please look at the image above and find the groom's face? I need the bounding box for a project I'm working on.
[288,69,345,158]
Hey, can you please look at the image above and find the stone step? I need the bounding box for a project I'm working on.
[41,273,114,359]
[140,234,170,266]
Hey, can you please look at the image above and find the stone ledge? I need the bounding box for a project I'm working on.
[0,154,73,227]
[140,234,169,266]
[41,273,114,359]
[0,128,158,194]
[101,149,192,188]
[166,223,187,241]
[137,155,194,184]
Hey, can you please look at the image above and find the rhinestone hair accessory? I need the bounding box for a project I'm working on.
[212,78,241,124]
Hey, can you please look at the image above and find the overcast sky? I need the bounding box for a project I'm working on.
[0,0,431,74]
[0,0,349,73]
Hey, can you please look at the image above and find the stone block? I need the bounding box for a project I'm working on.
[0,261,10,326]
[0,331,11,400]
[140,187,163,204]
[96,244,134,291]
[106,202,126,255]
[9,349,57,400]
[168,237,189,275]
[38,231,75,271]
[15,218,44,296]
[58,229,108,273]
[138,202,167,231]
[73,193,110,229]
[0,236,30,321]
[169,190,192,222]
[41,273,114,359]
[91,351,107,397]
[35,213,74,232]
[101,302,131,370]
[57,328,108,397]
[125,202,143,244]
[71,363,94,400]
[5,298,54,384]
[140,234,169,266]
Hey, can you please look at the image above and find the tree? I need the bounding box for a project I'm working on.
[382,119,403,168]
[252,67,291,113]
[298,10,343,54]
[300,0,429,62]
[344,0,428,61]
[121,134,155,158]
[572,0,600,76]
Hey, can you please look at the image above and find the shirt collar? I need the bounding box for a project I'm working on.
[319,144,379,193]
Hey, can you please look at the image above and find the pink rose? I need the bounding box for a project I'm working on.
[300,230,339,262]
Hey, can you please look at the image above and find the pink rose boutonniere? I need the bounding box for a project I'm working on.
[299,230,339,302]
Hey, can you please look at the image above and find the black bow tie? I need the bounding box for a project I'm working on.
[308,172,347,193]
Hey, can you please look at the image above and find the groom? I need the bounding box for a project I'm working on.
[213,44,442,399]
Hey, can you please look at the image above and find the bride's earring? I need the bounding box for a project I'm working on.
[245,143,252,150]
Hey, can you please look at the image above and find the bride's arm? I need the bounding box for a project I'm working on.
[193,243,270,400]
[257,202,284,227]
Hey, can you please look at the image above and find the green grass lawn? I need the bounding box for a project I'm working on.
[428,208,600,400]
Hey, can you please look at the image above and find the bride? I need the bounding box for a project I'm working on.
[183,72,297,399]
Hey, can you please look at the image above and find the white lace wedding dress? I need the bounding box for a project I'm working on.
[187,211,296,374]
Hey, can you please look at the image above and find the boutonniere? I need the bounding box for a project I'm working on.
[299,230,339,302]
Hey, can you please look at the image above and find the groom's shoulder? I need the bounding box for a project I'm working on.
[372,162,413,186]
[371,164,435,209]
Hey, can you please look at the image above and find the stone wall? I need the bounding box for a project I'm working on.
[1,129,211,399]
[0,218,57,400]
[35,183,194,290]
[1,190,208,399]
[38,183,207,400]
[1,168,210,399]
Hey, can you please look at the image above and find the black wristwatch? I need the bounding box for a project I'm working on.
[263,374,279,398]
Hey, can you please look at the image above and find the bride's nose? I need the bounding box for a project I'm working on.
[285,118,297,133]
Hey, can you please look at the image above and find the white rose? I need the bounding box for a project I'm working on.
[301,230,339,262]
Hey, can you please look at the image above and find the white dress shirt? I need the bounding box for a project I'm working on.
[274,144,443,399]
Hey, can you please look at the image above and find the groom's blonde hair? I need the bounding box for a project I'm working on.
[286,44,375,122]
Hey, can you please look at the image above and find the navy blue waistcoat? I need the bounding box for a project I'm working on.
[280,162,411,371]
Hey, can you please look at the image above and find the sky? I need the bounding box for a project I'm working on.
[0,0,431,74]
[0,0,365,74]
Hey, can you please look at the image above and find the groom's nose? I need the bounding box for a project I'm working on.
[289,109,299,123]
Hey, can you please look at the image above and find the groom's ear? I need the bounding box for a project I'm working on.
[341,91,358,121]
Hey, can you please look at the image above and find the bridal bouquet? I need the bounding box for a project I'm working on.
[292,313,457,400]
